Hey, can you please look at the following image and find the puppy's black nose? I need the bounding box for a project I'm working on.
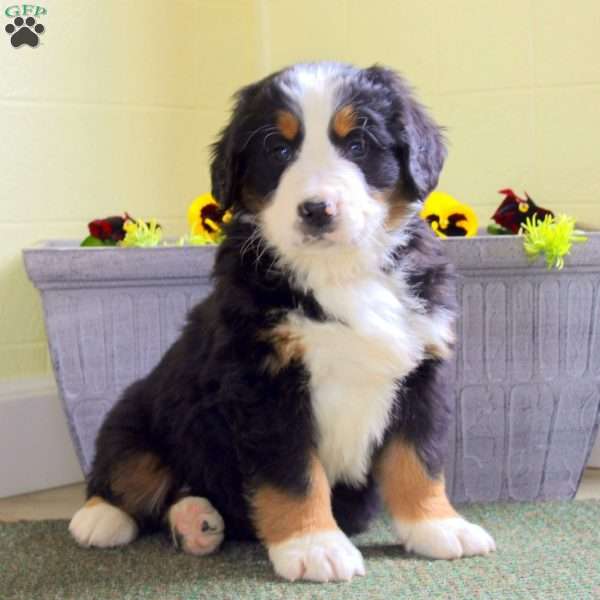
[297,199,334,230]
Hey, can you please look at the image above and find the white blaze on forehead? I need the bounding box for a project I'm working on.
[282,63,348,110]
[281,65,342,179]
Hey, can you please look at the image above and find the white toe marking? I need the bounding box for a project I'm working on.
[395,517,496,560]
[69,501,138,548]
[168,496,225,556]
[268,530,365,582]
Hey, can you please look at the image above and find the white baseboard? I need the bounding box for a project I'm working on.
[590,437,600,468]
[0,376,84,498]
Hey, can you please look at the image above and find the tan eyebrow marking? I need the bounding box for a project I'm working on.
[332,104,357,138]
[276,110,300,141]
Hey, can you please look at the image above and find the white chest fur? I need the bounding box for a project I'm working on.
[289,274,430,486]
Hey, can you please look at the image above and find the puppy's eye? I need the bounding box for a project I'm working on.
[345,134,368,160]
[266,140,294,164]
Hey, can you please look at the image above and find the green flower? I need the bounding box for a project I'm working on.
[120,218,162,248]
[522,214,587,270]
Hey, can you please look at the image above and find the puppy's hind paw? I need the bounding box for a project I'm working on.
[168,496,225,556]
[69,497,138,548]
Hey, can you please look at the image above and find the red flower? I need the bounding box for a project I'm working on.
[492,190,554,234]
[88,215,132,242]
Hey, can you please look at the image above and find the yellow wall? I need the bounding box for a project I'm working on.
[1,0,600,380]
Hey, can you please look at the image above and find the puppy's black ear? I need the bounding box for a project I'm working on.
[364,66,446,200]
[210,83,260,211]
[210,122,237,211]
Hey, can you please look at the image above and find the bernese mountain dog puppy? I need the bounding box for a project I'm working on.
[69,62,495,582]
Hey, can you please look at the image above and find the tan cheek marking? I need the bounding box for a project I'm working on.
[371,188,410,231]
[251,456,337,545]
[242,187,269,214]
[385,201,410,231]
[385,189,411,231]
[111,452,173,516]
[376,439,457,522]
[276,110,300,141]
[332,104,357,138]
[260,324,305,374]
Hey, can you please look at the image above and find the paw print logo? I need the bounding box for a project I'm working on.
[5,16,45,48]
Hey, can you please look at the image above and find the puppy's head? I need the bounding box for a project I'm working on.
[211,63,445,277]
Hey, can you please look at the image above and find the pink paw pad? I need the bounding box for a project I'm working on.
[168,497,225,556]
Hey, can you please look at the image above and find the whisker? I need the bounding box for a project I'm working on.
[241,125,278,150]
[240,229,262,261]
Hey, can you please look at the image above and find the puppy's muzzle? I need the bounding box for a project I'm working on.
[297,198,336,236]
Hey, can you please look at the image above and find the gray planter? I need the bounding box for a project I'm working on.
[443,233,600,503]
[23,234,600,503]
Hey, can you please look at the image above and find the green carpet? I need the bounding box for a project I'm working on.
[1,501,599,600]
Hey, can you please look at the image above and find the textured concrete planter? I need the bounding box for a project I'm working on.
[24,234,600,503]
[443,233,600,503]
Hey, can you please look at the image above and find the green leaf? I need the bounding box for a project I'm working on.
[80,236,106,247]
[487,223,512,235]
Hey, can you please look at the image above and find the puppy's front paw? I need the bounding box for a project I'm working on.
[395,517,496,560]
[168,496,225,556]
[268,530,365,582]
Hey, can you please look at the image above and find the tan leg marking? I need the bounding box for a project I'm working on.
[255,455,366,581]
[332,104,357,138]
[277,110,300,141]
[111,452,173,516]
[84,496,105,508]
[251,455,337,545]
[377,440,495,559]
[376,439,457,522]
[260,323,305,375]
